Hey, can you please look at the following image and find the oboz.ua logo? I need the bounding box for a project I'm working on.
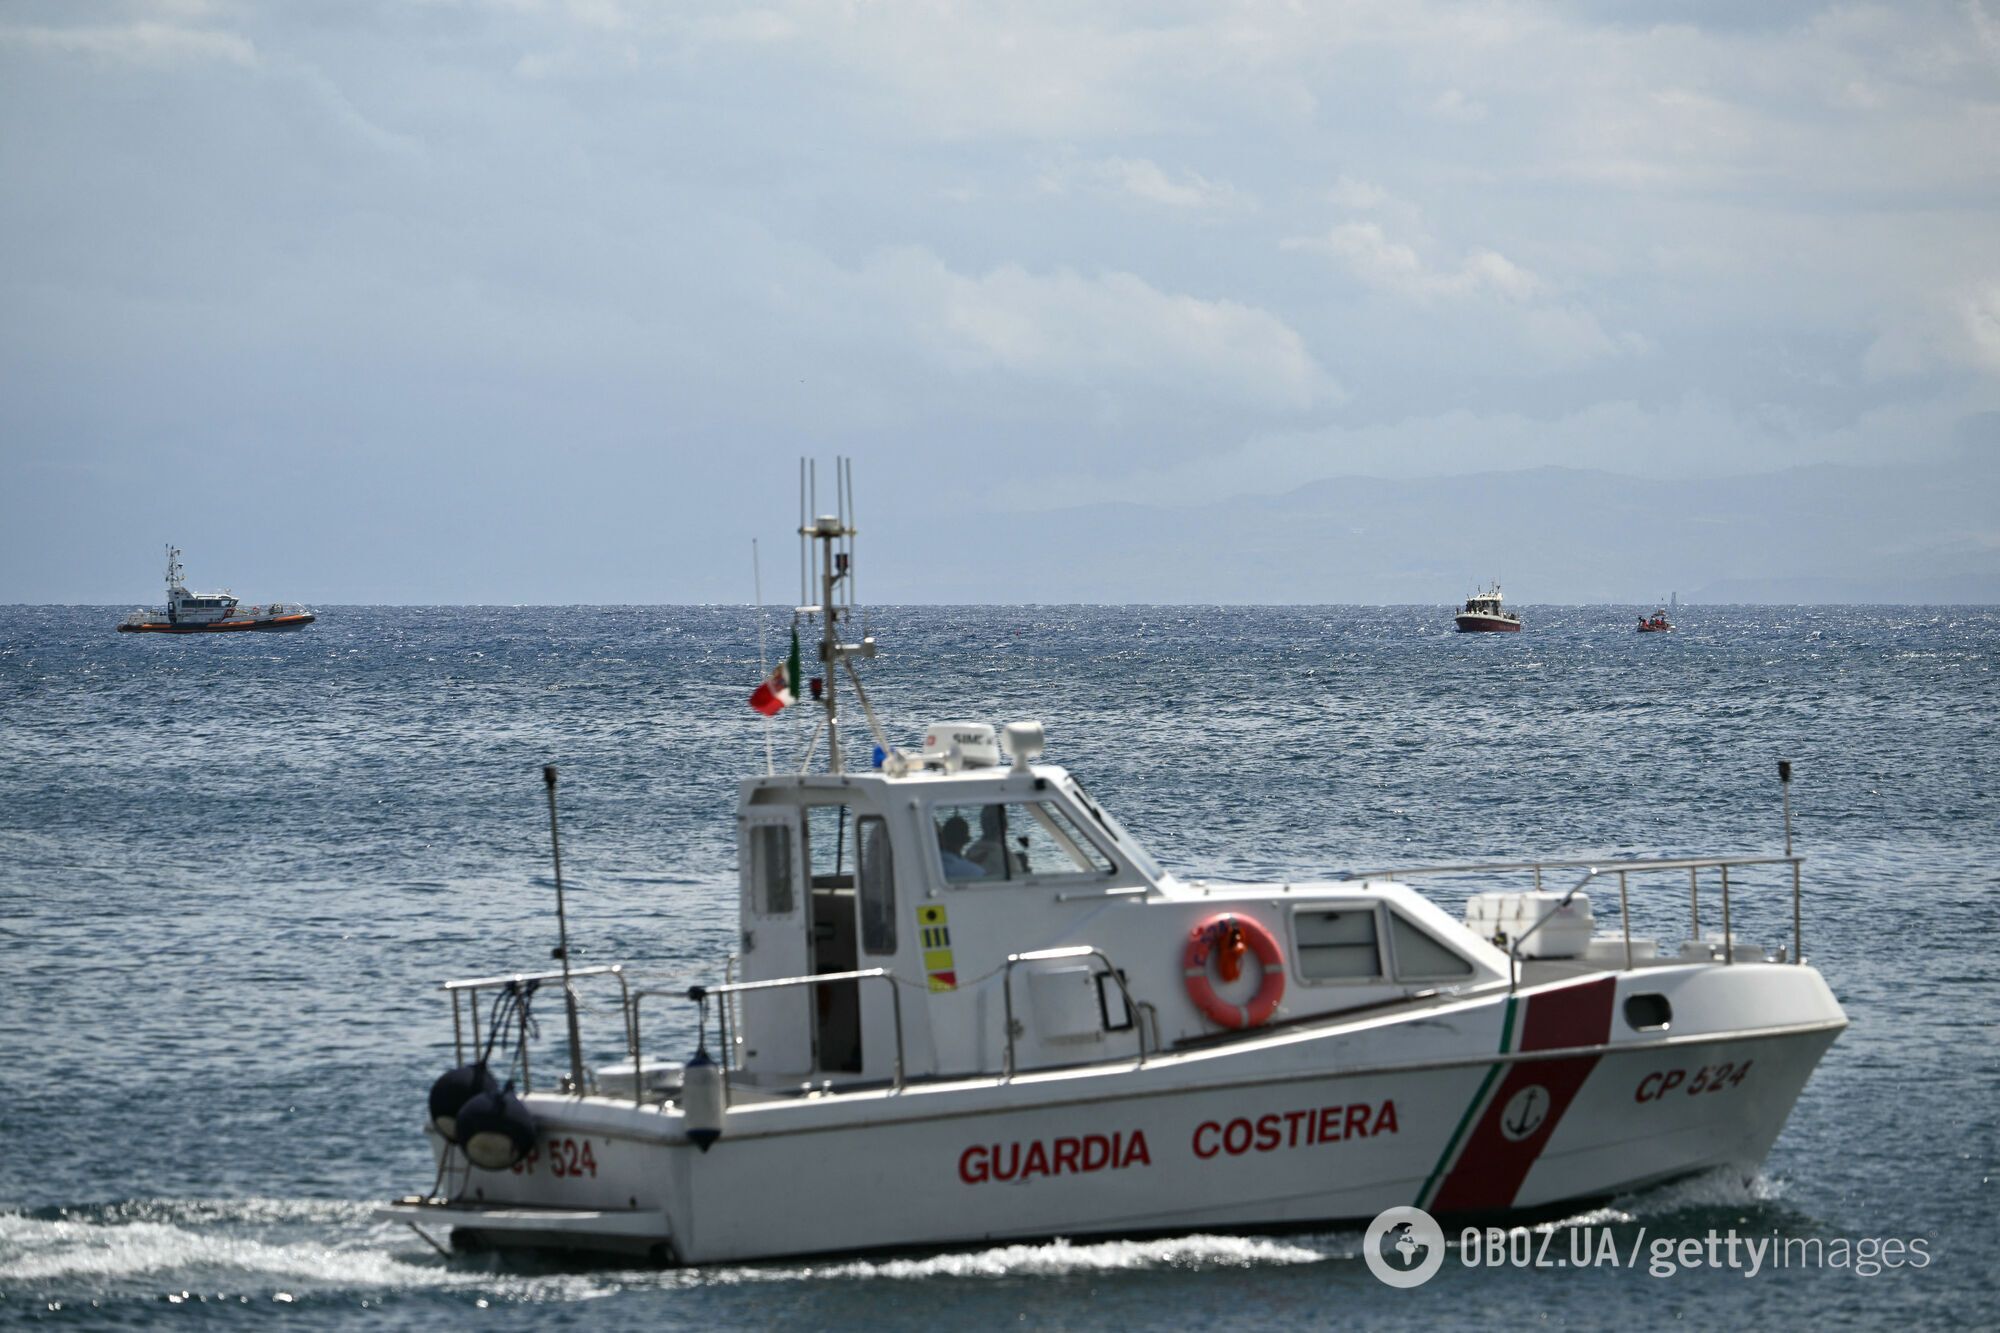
[1364,1205,1446,1288]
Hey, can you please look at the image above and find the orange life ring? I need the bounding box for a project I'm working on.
[1183,913,1285,1029]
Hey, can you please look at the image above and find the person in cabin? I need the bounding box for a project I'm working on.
[937,815,982,880]
[966,805,1023,878]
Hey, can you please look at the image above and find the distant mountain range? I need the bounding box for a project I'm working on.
[887,450,2000,604]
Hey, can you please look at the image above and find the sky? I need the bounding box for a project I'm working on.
[3,0,1998,602]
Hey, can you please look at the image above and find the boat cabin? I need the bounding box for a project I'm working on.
[158,546,238,625]
[167,588,239,624]
[725,724,1510,1090]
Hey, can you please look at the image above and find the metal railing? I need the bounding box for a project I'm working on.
[441,960,913,1110]
[440,945,1161,1109]
[117,603,312,626]
[440,964,631,1094]
[1002,946,1148,1078]
[646,968,908,1096]
[1339,853,1807,990]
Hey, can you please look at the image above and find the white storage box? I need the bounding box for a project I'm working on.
[594,1058,684,1101]
[1679,933,1764,963]
[1583,935,1658,965]
[1465,891,1595,959]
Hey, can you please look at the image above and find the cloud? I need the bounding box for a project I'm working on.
[1096,157,1255,212]
[1429,87,1487,122]
[0,19,256,67]
[1006,389,1999,510]
[1286,223,1540,303]
[1325,176,1392,211]
[849,248,1339,413]
[1038,153,1255,212]
[1865,283,2000,381]
[1962,283,2000,372]
[1283,211,1650,369]
[1973,0,2000,61]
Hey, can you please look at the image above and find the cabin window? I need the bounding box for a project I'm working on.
[1624,994,1672,1031]
[1067,778,1165,882]
[1388,913,1474,980]
[856,816,895,955]
[749,824,795,916]
[1294,907,1383,981]
[929,801,1112,884]
[806,805,852,884]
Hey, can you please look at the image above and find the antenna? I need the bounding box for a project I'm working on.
[809,458,819,623]
[753,539,773,776]
[1779,759,1802,964]
[842,457,857,618]
[793,456,887,773]
[542,765,586,1094]
[1778,759,1793,857]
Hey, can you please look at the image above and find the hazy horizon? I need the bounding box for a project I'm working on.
[23,600,2000,609]
[19,446,2000,605]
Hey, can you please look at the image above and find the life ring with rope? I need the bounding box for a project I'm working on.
[1183,912,1285,1029]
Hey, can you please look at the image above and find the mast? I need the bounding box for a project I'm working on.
[797,457,878,773]
[816,507,844,772]
[165,544,185,592]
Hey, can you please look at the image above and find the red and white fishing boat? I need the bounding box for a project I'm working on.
[1454,583,1521,632]
[1637,610,1673,633]
[117,546,314,634]
[384,464,1842,1264]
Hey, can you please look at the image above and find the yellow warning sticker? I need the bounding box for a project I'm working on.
[917,903,956,991]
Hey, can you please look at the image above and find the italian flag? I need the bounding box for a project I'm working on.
[749,626,802,717]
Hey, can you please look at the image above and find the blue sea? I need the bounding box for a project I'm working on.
[2,604,1995,1328]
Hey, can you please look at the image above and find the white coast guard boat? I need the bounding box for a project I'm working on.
[386,462,1844,1264]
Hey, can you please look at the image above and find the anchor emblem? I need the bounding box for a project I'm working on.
[1499,1084,1550,1142]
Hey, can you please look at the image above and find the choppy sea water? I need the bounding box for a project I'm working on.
[1,604,1995,1328]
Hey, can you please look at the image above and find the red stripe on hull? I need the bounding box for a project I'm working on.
[1428,978,1617,1214]
[118,614,316,634]
[1454,616,1521,632]
[1521,976,1616,1052]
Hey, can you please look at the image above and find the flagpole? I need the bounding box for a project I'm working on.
[753,538,773,776]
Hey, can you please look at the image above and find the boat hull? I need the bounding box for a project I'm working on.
[1454,614,1520,632]
[118,613,316,633]
[394,965,1843,1264]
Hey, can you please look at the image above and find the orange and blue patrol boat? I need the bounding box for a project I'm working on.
[117,545,315,634]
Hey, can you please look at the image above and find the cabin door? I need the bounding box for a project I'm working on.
[738,808,812,1074]
[806,804,864,1073]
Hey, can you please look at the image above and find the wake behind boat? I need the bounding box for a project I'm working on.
[117,545,314,634]
[385,463,1842,1265]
